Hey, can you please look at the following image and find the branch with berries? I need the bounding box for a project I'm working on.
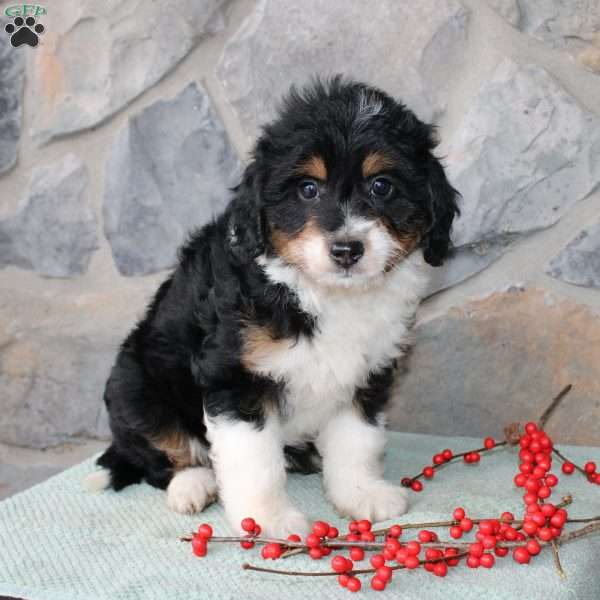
[181,385,600,592]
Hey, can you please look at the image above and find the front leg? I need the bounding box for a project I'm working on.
[205,407,308,538]
[317,407,408,522]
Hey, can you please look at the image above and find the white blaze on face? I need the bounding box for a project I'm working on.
[296,215,402,288]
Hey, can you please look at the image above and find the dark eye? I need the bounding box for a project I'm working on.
[370,177,393,198]
[299,180,319,200]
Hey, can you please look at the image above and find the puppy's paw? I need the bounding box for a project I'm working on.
[329,480,408,522]
[167,467,217,515]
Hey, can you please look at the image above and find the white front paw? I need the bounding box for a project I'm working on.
[227,502,309,538]
[328,479,408,522]
[167,468,217,515]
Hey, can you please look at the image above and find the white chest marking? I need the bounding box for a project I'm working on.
[253,252,428,444]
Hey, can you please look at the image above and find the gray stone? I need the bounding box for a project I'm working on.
[516,0,599,51]
[545,220,600,288]
[217,0,469,140]
[0,154,98,277]
[0,332,114,448]
[439,60,600,286]
[0,17,24,174]
[103,82,241,276]
[425,238,516,296]
[30,0,226,145]
[388,288,600,446]
[486,0,521,26]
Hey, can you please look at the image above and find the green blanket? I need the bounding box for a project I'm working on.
[1,432,599,599]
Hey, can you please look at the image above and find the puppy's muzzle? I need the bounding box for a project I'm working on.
[329,240,364,269]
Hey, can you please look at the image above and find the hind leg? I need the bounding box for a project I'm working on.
[166,466,217,514]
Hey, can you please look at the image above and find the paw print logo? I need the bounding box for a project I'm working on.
[4,16,45,48]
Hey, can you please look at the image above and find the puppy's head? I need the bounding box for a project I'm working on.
[228,77,459,287]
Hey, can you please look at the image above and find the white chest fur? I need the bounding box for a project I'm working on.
[253,252,428,445]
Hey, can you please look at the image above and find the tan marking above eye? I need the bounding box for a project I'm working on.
[362,151,397,178]
[295,155,327,181]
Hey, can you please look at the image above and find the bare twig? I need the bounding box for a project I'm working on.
[538,384,573,429]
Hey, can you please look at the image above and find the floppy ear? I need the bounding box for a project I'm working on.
[422,157,460,267]
[227,163,266,263]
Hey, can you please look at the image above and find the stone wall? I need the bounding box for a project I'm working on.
[0,0,599,449]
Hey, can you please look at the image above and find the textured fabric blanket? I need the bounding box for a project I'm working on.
[1,432,599,600]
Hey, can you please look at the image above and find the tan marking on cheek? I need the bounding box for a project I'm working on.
[270,219,326,268]
[362,151,397,178]
[295,155,327,181]
[152,430,195,470]
[375,220,421,271]
[241,324,291,371]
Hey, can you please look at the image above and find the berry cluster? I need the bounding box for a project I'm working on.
[182,396,599,593]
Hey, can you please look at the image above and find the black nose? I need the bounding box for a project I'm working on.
[330,240,365,268]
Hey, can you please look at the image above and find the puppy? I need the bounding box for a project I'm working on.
[85,77,459,537]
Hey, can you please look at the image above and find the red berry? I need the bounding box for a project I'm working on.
[433,562,448,577]
[537,527,554,542]
[197,523,213,539]
[287,534,301,543]
[480,553,495,568]
[370,554,386,569]
[406,541,421,556]
[338,574,350,587]
[523,492,538,505]
[433,453,444,465]
[514,473,528,487]
[418,530,433,543]
[401,478,412,487]
[537,485,551,499]
[540,503,556,517]
[484,437,495,449]
[371,576,386,591]
[469,542,484,558]
[308,547,323,560]
[482,535,497,549]
[466,555,480,568]
[348,520,359,533]
[450,526,463,539]
[241,517,256,533]
[405,555,420,569]
[513,547,531,564]
[192,536,207,557]
[346,577,361,593]
[350,547,365,561]
[321,546,332,557]
[376,566,393,582]
[395,548,408,564]
[327,527,339,539]
[261,543,283,560]
[453,507,466,521]
[500,512,515,523]
[388,525,402,538]
[312,521,329,537]
[445,548,460,566]
[240,535,255,550]
[357,519,372,533]
[442,448,453,461]
[306,533,321,548]
[383,547,397,561]
[346,533,360,542]
[460,517,474,532]
[526,539,541,556]
[423,466,435,479]
[478,520,494,535]
[332,555,351,573]
[525,422,538,435]
[522,521,539,537]
[550,512,567,528]
[361,531,375,542]
[545,474,558,487]
[411,480,423,492]
[584,461,597,475]
[471,452,481,463]
[561,462,574,474]
[385,538,401,554]
[253,524,262,536]
[494,546,509,557]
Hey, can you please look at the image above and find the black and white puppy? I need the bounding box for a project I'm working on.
[85,78,459,537]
